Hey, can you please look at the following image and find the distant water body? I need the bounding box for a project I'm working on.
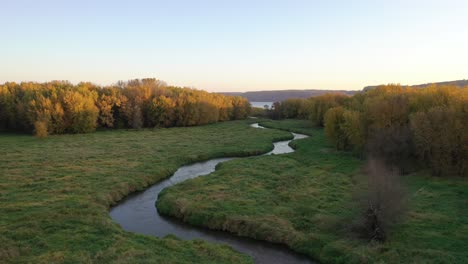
[250,101,273,109]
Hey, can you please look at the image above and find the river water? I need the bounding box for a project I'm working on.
[109,123,314,264]
[250,102,273,109]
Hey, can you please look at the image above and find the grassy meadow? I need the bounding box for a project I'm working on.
[158,119,468,263]
[0,120,292,263]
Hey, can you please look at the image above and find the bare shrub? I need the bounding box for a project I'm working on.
[355,157,407,242]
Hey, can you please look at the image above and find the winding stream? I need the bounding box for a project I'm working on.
[109,123,313,264]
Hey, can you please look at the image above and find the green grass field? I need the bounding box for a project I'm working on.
[0,120,292,263]
[158,119,468,263]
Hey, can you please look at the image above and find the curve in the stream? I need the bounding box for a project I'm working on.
[109,123,314,264]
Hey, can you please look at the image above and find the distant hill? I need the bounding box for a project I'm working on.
[363,79,468,91]
[220,89,357,102]
[222,80,467,102]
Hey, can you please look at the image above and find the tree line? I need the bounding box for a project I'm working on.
[0,78,251,137]
[269,85,467,177]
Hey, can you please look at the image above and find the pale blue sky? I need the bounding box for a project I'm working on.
[1,0,467,91]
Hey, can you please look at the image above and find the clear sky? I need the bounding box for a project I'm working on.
[1,0,467,92]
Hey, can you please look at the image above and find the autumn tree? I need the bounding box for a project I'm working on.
[146,96,176,127]
[0,83,16,130]
[309,93,349,126]
[61,88,99,133]
[364,90,410,131]
[0,78,250,135]
[283,84,467,176]
[96,87,122,128]
[341,110,366,155]
[324,106,348,150]
[231,96,250,120]
[410,107,467,176]
[269,102,283,120]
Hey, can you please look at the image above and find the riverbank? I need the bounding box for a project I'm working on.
[157,119,468,263]
[0,120,290,263]
[110,124,312,263]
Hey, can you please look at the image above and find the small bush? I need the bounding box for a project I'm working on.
[34,121,48,138]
